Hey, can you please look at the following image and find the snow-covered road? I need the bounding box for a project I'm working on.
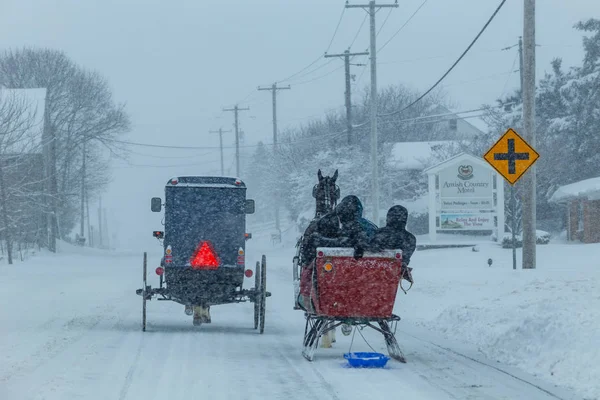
[0,242,581,400]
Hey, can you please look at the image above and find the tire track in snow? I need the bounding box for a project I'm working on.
[407,351,489,400]
[256,318,341,400]
[3,300,140,400]
[397,329,570,400]
[118,338,143,400]
[0,301,121,384]
[275,343,342,400]
[112,313,178,400]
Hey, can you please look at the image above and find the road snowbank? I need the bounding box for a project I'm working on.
[403,239,600,399]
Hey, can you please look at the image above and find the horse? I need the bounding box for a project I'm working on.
[314,169,340,219]
[296,169,340,266]
[295,169,340,348]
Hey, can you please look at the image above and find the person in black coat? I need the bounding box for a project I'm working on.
[370,205,416,282]
[301,195,375,265]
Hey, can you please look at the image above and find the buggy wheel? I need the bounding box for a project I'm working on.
[259,255,267,334]
[142,252,147,332]
[254,261,261,329]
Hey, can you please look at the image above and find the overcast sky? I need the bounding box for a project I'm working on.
[1,0,598,250]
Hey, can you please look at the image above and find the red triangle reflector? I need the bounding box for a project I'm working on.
[190,241,220,270]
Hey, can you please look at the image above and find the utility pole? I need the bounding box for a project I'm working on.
[258,83,290,152]
[86,187,91,247]
[98,197,103,249]
[223,105,250,177]
[103,208,109,250]
[522,0,536,269]
[80,142,86,239]
[209,128,231,175]
[347,0,398,225]
[258,83,290,233]
[518,36,524,96]
[325,49,369,145]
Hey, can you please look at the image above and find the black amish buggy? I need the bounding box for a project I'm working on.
[136,176,270,332]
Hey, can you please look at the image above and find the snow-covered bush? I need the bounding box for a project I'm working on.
[500,230,551,248]
[536,230,551,245]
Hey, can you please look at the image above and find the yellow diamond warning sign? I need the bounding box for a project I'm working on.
[483,128,539,185]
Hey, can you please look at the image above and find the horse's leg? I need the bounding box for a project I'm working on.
[321,321,333,348]
[192,305,202,326]
[205,305,211,323]
[193,304,210,325]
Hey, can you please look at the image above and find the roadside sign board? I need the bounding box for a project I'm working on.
[483,128,539,185]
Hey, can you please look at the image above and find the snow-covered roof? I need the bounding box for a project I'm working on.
[425,104,488,138]
[549,176,600,203]
[422,151,492,175]
[388,141,455,170]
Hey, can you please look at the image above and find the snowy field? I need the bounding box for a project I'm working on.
[0,233,597,400]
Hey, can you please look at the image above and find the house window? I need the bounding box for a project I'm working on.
[449,119,457,131]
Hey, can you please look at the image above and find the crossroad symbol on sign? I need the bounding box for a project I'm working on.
[483,128,539,185]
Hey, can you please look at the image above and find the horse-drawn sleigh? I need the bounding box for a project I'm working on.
[293,170,411,363]
[136,176,270,332]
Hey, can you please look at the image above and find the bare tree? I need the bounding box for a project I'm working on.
[0,48,130,249]
[0,88,40,264]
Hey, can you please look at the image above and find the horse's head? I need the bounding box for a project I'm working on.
[312,169,340,217]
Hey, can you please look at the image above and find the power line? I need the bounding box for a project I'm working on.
[499,49,520,100]
[278,131,346,147]
[325,7,347,53]
[353,61,369,89]
[113,159,221,169]
[276,5,347,84]
[349,14,369,49]
[234,88,258,106]
[104,128,348,152]
[376,7,394,37]
[113,104,506,165]
[285,58,337,83]
[107,139,222,150]
[354,44,519,90]
[351,101,513,130]
[442,70,517,87]
[395,104,511,123]
[377,42,568,67]
[378,47,505,66]
[294,65,345,86]
[276,54,324,84]
[377,0,429,53]
[378,0,508,118]
[124,149,216,159]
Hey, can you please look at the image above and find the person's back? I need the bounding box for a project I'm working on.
[354,198,378,241]
[300,210,341,266]
[333,195,382,259]
[372,205,417,270]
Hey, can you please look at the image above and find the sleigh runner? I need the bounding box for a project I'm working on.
[295,246,407,363]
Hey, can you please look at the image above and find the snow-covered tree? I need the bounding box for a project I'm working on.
[246,82,449,230]
[480,18,600,232]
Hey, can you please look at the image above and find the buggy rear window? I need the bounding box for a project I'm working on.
[166,187,245,214]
